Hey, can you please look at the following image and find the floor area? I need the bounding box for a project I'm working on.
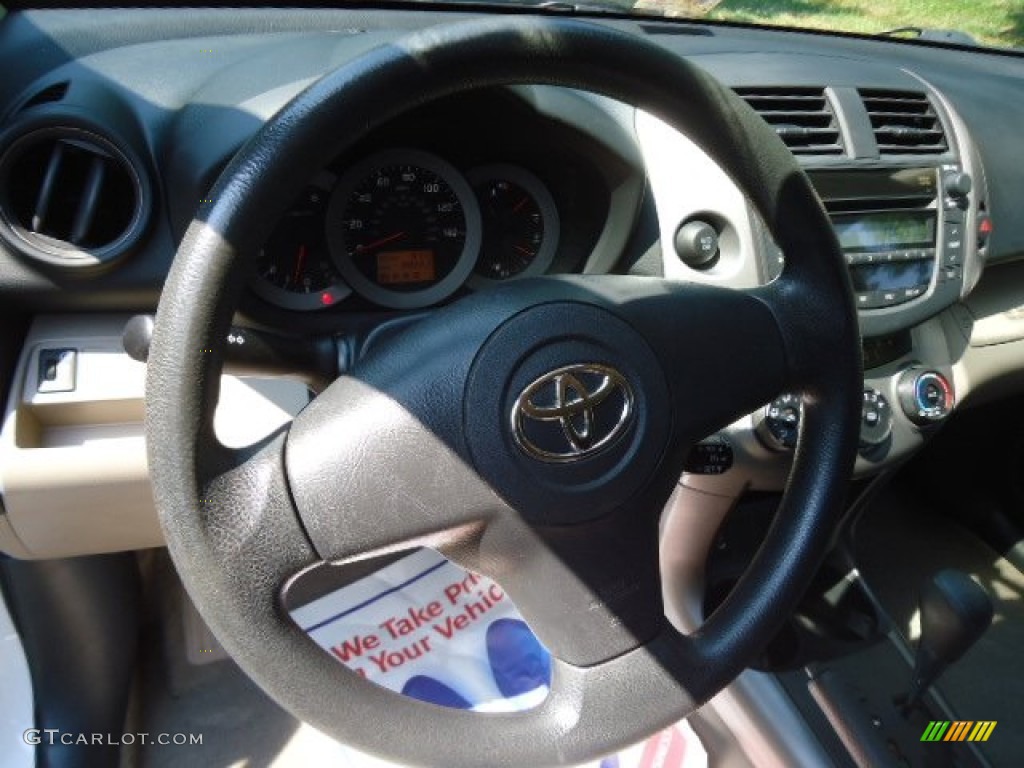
[124,552,705,768]
[854,484,1024,767]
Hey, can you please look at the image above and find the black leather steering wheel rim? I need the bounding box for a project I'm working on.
[146,16,861,767]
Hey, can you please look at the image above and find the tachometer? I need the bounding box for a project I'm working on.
[327,149,481,309]
[467,164,559,286]
[251,184,351,311]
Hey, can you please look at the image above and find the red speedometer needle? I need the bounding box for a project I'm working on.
[355,231,405,253]
[291,244,307,287]
[512,244,535,257]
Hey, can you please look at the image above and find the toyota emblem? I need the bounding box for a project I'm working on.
[511,363,634,462]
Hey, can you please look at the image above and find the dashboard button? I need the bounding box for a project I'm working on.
[674,220,720,269]
[856,292,879,310]
[684,438,734,475]
[939,265,962,283]
[37,348,77,393]
[860,388,893,451]
[757,393,802,451]
[903,286,925,300]
[978,214,993,247]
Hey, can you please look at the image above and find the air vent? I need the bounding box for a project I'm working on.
[859,89,948,155]
[0,125,149,270]
[18,81,69,113]
[734,87,845,156]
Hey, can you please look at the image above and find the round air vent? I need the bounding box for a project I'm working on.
[0,121,151,271]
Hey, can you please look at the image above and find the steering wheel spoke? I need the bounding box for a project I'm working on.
[610,279,793,449]
[286,375,508,563]
[471,499,665,667]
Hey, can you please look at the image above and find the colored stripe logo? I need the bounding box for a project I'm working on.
[921,721,997,742]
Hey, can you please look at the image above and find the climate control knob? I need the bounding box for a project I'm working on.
[860,388,893,450]
[897,368,954,426]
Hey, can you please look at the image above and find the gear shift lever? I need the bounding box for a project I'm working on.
[901,569,993,714]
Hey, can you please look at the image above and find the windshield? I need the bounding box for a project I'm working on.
[629,0,1022,50]
[1,1,1021,50]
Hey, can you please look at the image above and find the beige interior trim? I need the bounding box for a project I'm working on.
[0,314,309,559]
[660,484,834,768]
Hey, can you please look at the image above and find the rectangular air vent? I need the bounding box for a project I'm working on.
[733,87,845,156]
[859,89,948,155]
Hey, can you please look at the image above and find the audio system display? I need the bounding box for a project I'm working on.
[832,212,935,254]
[831,211,937,304]
[848,259,933,293]
[808,166,965,314]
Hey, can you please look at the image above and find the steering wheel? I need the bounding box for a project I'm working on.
[146,16,861,767]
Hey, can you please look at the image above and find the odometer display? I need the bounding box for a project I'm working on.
[328,149,481,309]
[377,249,436,285]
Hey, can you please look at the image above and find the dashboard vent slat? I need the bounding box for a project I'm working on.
[733,86,846,156]
[860,88,949,155]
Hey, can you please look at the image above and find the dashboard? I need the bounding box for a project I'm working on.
[1,7,1024,558]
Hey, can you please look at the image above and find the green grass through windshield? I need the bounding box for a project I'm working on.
[631,0,1024,50]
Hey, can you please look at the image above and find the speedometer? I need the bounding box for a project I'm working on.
[327,149,481,309]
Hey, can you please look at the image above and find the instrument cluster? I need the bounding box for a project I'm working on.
[250,148,561,312]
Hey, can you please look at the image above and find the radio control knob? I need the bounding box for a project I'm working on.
[898,367,954,426]
[943,171,972,200]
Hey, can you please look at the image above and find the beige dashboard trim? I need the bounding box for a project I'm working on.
[0,314,308,559]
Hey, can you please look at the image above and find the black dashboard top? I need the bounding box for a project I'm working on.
[0,7,1021,324]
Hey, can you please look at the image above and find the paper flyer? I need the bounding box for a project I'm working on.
[291,548,707,768]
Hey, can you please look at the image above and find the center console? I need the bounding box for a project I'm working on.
[704,143,987,484]
[638,61,997,768]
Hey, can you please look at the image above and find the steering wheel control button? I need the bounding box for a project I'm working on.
[512,363,633,463]
[684,437,733,475]
[859,388,893,452]
[757,393,801,451]
[898,367,954,425]
[674,219,720,269]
